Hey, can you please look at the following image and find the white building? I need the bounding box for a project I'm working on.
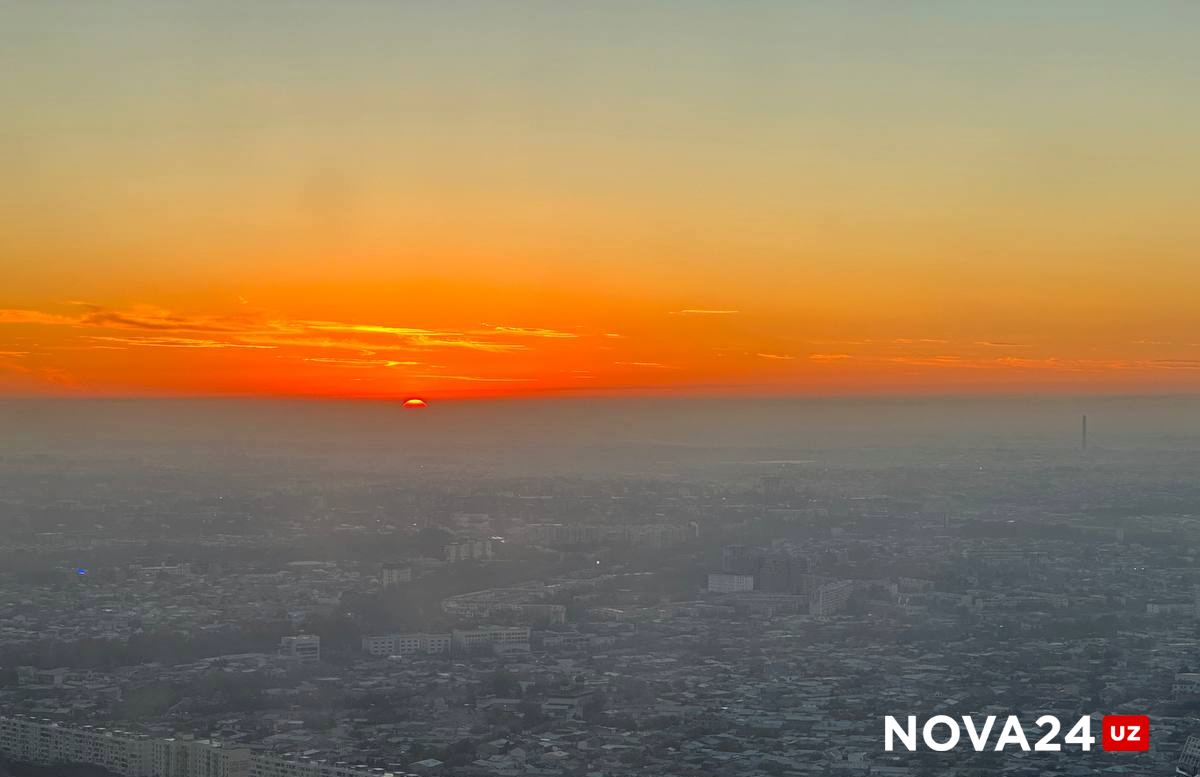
[1180,735,1200,776]
[0,718,250,777]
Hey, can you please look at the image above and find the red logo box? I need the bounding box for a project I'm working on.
[1102,715,1150,751]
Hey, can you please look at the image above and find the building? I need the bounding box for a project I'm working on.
[542,689,597,717]
[707,573,755,594]
[721,544,765,575]
[0,718,154,777]
[444,539,493,563]
[0,717,427,777]
[380,563,412,589]
[809,580,855,617]
[451,626,530,655]
[0,717,251,777]
[1175,673,1200,699]
[1148,601,1195,617]
[451,512,491,532]
[279,635,320,664]
[522,523,696,549]
[440,584,567,624]
[185,741,251,777]
[539,631,610,651]
[1180,735,1200,776]
[361,632,451,657]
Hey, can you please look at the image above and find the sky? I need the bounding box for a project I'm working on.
[3,1,1200,399]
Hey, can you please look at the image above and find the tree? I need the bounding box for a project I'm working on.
[487,669,521,698]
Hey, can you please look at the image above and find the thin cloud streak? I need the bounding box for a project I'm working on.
[87,336,275,350]
[303,357,423,368]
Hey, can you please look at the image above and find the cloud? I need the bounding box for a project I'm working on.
[76,307,247,333]
[3,304,259,335]
[409,337,527,352]
[0,309,77,326]
[475,325,577,339]
[87,335,275,349]
[302,321,451,338]
[2,304,540,354]
[974,341,1031,348]
[304,357,422,368]
[670,309,739,315]
[616,361,672,368]
[808,353,854,361]
[1148,359,1200,369]
[886,355,972,367]
[412,374,532,382]
[756,353,795,360]
[238,335,387,354]
[301,321,528,352]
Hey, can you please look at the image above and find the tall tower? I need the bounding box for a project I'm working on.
[1081,414,1088,451]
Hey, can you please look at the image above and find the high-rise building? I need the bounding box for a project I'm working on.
[1180,735,1200,776]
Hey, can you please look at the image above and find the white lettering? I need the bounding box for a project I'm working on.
[923,715,961,752]
[994,715,1031,751]
[884,716,917,752]
[1034,714,1061,751]
[963,715,996,752]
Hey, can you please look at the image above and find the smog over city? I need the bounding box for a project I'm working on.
[4,3,1200,777]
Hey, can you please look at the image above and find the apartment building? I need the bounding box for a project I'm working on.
[451,626,530,655]
[0,718,248,777]
[360,633,451,657]
[0,717,417,777]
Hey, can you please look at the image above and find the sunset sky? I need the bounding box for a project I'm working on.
[3,2,1200,398]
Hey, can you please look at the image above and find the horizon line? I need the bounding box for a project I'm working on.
[2,390,1200,404]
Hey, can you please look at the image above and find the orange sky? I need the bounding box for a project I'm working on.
[3,2,1200,399]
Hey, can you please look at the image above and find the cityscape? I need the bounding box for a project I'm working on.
[6,2,1200,776]
[2,397,1200,776]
